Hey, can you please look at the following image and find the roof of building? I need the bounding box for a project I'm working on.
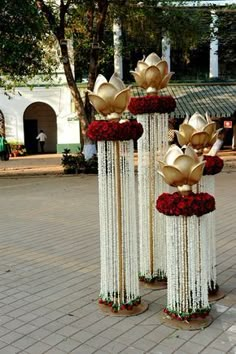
[132,83,236,119]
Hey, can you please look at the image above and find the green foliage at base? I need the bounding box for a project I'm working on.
[61,148,97,174]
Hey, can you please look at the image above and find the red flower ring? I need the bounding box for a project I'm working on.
[203,155,224,175]
[156,192,215,217]
[128,95,176,115]
[87,119,143,141]
[164,307,211,321]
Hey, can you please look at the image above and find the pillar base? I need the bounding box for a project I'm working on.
[99,302,148,317]
[208,289,225,303]
[140,280,167,290]
[159,312,213,330]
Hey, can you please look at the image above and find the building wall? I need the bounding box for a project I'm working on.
[0,85,81,154]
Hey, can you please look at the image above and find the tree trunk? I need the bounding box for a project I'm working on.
[60,43,88,142]
[37,0,109,150]
[85,0,109,123]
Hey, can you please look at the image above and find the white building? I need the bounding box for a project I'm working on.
[0,39,80,154]
[0,85,80,154]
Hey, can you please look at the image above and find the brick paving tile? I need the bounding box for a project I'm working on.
[0,346,20,354]
[228,347,236,354]
[0,169,235,354]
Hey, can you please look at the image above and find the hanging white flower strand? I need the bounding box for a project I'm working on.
[129,53,176,285]
[138,112,169,284]
[165,215,210,320]
[98,140,144,312]
[87,73,147,314]
[157,145,213,326]
[194,176,217,295]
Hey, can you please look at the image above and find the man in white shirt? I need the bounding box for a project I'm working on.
[36,130,47,153]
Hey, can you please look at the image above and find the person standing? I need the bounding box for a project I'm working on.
[36,130,47,153]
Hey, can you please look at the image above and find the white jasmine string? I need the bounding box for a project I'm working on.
[166,214,209,315]
[98,139,139,307]
[195,176,217,291]
[137,113,169,281]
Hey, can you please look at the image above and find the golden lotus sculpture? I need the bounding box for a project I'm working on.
[175,112,219,150]
[87,73,131,120]
[130,52,174,94]
[158,145,205,191]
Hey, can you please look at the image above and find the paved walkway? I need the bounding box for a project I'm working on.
[0,155,235,353]
[0,154,63,177]
[0,150,236,177]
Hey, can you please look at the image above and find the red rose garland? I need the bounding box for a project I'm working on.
[203,155,224,175]
[156,192,215,217]
[128,95,176,115]
[87,119,143,141]
[99,296,141,313]
[164,307,211,321]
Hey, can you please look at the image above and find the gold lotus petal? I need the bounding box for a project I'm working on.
[158,160,165,172]
[145,66,162,87]
[188,112,207,130]
[88,94,111,115]
[93,74,107,94]
[159,72,174,90]
[183,113,190,124]
[203,122,216,136]
[209,133,217,146]
[145,52,161,66]
[109,73,126,91]
[162,165,185,186]
[205,112,212,123]
[188,162,205,185]
[130,71,147,88]
[164,145,183,165]
[190,131,209,148]
[185,146,200,163]
[174,131,188,147]
[156,60,168,76]
[179,124,196,141]
[157,170,166,180]
[113,88,131,113]
[136,61,148,73]
[173,155,196,179]
[97,83,118,105]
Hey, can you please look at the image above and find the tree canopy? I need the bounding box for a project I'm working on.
[0,0,57,87]
[0,0,235,136]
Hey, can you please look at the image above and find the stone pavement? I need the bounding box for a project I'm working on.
[0,158,235,353]
[0,149,236,177]
[0,154,63,177]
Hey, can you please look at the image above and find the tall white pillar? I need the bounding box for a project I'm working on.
[162,36,171,71]
[209,11,219,78]
[113,20,123,79]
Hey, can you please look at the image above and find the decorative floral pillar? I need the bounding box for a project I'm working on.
[87,73,147,314]
[129,53,176,287]
[88,120,147,314]
[157,145,213,329]
[175,112,224,301]
[129,98,176,286]
[197,155,224,301]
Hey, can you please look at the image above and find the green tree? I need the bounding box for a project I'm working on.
[36,0,112,139]
[0,0,57,88]
[119,4,212,81]
[1,0,234,143]
[217,5,236,78]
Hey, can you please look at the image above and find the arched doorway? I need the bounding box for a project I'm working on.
[24,102,57,154]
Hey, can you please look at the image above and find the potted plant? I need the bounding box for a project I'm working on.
[61,149,78,174]
[85,154,98,174]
